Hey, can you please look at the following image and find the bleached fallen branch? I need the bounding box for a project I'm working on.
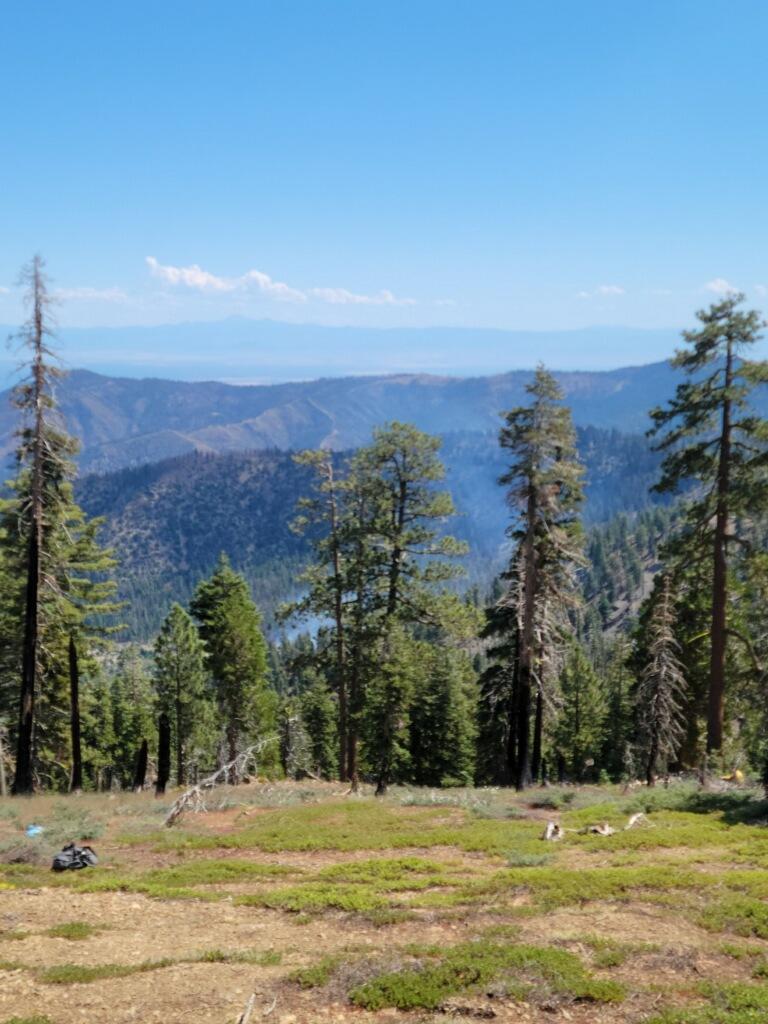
[236,993,256,1024]
[163,735,276,828]
[543,821,564,841]
[542,811,652,841]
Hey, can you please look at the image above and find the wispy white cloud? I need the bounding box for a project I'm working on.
[754,284,767,297]
[308,286,416,306]
[146,257,232,293]
[55,286,128,303]
[704,277,738,295]
[577,284,626,299]
[146,256,420,307]
[0,286,9,295]
[240,269,307,303]
[146,256,305,302]
[434,298,457,307]
[597,284,624,296]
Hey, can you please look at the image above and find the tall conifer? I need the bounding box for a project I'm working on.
[650,294,768,753]
[496,366,584,789]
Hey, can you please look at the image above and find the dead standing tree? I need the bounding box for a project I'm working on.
[11,257,63,795]
[498,367,585,790]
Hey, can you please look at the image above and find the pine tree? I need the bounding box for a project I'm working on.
[635,576,687,786]
[497,366,584,789]
[80,670,116,790]
[300,673,338,778]
[554,645,606,781]
[348,423,466,789]
[358,422,467,621]
[288,452,350,778]
[476,578,517,786]
[153,603,212,785]
[278,696,312,778]
[285,423,466,791]
[109,649,155,789]
[191,555,275,770]
[599,637,634,780]
[650,294,768,753]
[361,625,413,796]
[408,644,477,787]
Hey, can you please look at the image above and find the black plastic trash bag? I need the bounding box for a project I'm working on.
[51,842,98,872]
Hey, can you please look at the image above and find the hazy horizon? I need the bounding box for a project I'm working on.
[0,318,696,386]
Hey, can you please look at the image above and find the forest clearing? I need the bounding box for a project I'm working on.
[3,780,768,1024]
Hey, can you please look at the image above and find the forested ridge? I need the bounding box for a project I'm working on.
[72,427,665,638]
[2,259,767,796]
[0,357,735,473]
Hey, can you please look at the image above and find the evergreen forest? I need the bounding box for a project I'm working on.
[3,256,768,798]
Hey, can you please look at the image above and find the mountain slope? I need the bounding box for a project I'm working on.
[1,362,688,473]
[76,427,664,638]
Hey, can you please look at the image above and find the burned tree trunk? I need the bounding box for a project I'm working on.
[708,340,733,753]
[13,528,40,795]
[156,714,171,796]
[133,739,148,792]
[68,636,83,792]
[531,687,543,783]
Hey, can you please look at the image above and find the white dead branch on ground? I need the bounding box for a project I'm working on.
[236,993,256,1024]
[235,992,276,1022]
[163,736,276,828]
[541,810,653,841]
[543,821,564,841]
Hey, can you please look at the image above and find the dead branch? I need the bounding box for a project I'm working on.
[542,811,652,841]
[542,821,564,841]
[236,993,256,1024]
[162,735,276,828]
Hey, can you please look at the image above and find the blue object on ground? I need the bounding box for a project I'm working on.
[25,824,44,837]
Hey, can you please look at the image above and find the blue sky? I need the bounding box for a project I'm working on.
[1,1,767,371]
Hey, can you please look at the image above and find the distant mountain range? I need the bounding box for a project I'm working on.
[0,360,696,638]
[0,320,684,382]
[0,361,695,473]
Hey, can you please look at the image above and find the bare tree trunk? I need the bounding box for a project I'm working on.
[505,630,520,787]
[12,259,47,797]
[0,727,7,797]
[68,636,83,792]
[156,713,171,796]
[386,477,408,617]
[133,739,148,791]
[347,494,367,792]
[347,626,361,790]
[175,670,185,786]
[516,495,538,791]
[531,687,543,783]
[347,704,359,790]
[646,737,658,788]
[13,530,40,795]
[329,481,348,782]
[516,671,532,790]
[708,339,732,754]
